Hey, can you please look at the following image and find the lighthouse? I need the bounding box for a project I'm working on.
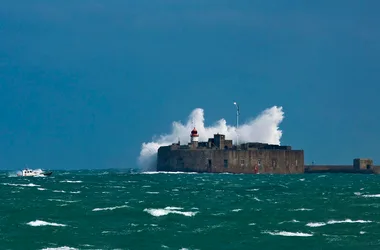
[190,127,199,148]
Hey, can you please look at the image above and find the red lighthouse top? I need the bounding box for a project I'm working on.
[191,127,199,137]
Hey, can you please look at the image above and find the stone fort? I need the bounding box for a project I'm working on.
[157,127,304,174]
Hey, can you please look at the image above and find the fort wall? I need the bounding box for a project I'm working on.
[157,147,304,174]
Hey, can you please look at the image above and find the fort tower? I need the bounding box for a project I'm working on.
[190,127,199,148]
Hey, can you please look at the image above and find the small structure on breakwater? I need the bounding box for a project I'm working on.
[305,158,380,174]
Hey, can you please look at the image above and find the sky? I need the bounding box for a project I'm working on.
[0,1,379,170]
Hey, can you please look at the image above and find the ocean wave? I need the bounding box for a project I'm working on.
[231,209,242,212]
[27,220,66,227]
[263,231,313,237]
[141,171,198,175]
[306,222,326,227]
[3,183,40,187]
[53,190,66,193]
[48,199,78,203]
[362,194,380,198]
[41,247,77,250]
[278,220,300,224]
[92,204,129,211]
[306,219,372,227]
[144,207,197,217]
[60,180,82,183]
[290,208,313,211]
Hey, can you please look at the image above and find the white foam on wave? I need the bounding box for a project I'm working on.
[70,191,81,194]
[38,188,47,191]
[27,220,66,227]
[327,219,372,224]
[53,190,66,193]
[92,204,129,211]
[146,191,159,194]
[60,180,82,183]
[279,219,300,224]
[3,183,40,187]
[306,219,372,227]
[263,231,313,237]
[144,207,197,217]
[290,208,313,211]
[306,222,326,227]
[41,247,77,250]
[232,209,242,212]
[48,199,78,203]
[141,171,198,175]
[362,194,380,198]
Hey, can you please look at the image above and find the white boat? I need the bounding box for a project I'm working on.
[17,168,53,177]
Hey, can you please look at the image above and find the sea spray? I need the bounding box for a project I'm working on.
[138,106,284,171]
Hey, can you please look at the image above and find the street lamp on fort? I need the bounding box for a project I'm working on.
[233,101,240,146]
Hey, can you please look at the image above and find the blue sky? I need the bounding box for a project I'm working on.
[0,1,379,169]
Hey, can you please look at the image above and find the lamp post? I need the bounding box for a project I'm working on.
[233,101,240,146]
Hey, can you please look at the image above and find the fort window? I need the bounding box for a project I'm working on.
[208,159,212,168]
[272,159,277,168]
[224,159,228,168]
[258,159,261,165]
[240,159,245,165]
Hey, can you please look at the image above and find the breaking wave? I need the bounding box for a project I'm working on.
[27,220,67,227]
[138,106,284,171]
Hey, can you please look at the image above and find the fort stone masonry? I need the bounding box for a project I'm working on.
[157,127,304,174]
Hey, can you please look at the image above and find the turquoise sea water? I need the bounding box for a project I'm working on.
[1,170,380,250]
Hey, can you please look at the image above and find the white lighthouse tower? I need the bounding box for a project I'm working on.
[190,127,199,148]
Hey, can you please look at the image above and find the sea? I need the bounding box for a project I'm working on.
[1,170,380,250]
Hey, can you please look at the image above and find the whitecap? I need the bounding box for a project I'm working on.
[232,209,242,212]
[290,208,313,211]
[279,220,300,224]
[306,222,326,227]
[27,220,66,227]
[306,219,372,227]
[144,208,197,217]
[48,199,78,203]
[327,219,372,224]
[38,188,47,191]
[69,191,81,194]
[164,207,183,210]
[53,190,66,193]
[141,171,198,174]
[362,194,380,198]
[146,192,159,194]
[41,247,77,250]
[60,180,82,183]
[92,205,129,211]
[264,231,313,237]
[3,183,40,187]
